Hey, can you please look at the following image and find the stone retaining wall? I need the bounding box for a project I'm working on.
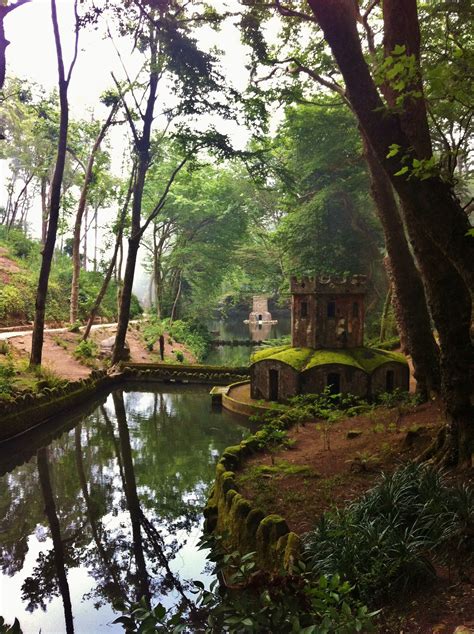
[0,370,115,443]
[121,363,249,385]
[204,434,301,572]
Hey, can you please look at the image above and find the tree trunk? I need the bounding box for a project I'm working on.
[401,200,473,465]
[379,281,392,344]
[170,270,182,324]
[82,173,133,340]
[30,0,70,366]
[363,136,440,396]
[70,105,116,323]
[41,176,49,245]
[37,447,74,634]
[307,0,474,291]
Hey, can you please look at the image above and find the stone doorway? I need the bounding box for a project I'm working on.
[269,369,279,401]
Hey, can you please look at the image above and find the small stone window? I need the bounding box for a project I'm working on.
[301,301,308,318]
[327,301,336,318]
[353,302,359,317]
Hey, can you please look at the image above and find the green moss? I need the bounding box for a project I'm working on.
[252,345,407,374]
[251,345,292,364]
[350,347,408,372]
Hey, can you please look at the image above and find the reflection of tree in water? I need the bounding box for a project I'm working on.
[0,386,248,626]
[34,447,74,633]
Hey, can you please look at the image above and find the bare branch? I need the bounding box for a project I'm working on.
[65,0,80,86]
[111,71,140,148]
[138,154,191,239]
[273,0,318,23]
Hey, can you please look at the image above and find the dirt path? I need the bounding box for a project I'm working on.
[9,333,91,380]
[7,323,197,381]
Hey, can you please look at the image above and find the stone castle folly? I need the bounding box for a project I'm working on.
[246,295,277,324]
[250,274,409,403]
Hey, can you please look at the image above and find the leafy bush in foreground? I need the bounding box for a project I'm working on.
[304,463,473,604]
[114,540,377,633]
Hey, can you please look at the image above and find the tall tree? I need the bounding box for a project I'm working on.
[69,97,118,324]
[30,0,79,366]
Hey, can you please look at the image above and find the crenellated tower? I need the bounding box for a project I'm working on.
[291,274,367,349]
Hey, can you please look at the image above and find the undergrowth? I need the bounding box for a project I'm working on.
[304,463,473,604]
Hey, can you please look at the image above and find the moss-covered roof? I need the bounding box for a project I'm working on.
[251,345,407,374]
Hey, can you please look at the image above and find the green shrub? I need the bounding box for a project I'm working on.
[375,389,422,409]
[303,463,474,604]
[114,540,377,633]
[174,350,184,363]
[0,285,25,320]
[0,360,15,397]
[74,339,98,360]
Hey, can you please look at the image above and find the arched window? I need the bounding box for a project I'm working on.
[301,301,308,318]
[353,302,359,317]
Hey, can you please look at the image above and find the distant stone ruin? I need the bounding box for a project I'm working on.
[245,295,277,324]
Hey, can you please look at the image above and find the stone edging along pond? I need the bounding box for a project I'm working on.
[0,363,250,443]
[204,423,302,573]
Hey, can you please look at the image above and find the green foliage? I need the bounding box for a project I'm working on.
[0,228,141,325]
[304,463,474,604]
[375,389,422,410]
[33,365,67,390]
[141,316,210,361]
[0,359,15,398]
[174,350,185,363]
[74,339,99,361]
[115,538,377,633]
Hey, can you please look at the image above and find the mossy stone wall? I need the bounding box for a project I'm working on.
[205,438,301,572]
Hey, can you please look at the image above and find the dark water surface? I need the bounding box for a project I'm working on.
[0,385,250,633]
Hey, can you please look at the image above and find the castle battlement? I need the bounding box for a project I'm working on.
[291,274,367,295]
[290,276,317,294]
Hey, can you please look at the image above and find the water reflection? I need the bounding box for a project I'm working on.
[0,385,249,633]
[205,312,291,366]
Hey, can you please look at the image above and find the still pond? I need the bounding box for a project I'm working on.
[0,385,250,633]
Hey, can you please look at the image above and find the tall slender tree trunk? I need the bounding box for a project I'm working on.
[93,208,98,272]
[82,172,133,340]
[170,270,182,324]
[41,176,49,245]
[379,281,392,344]
[37,447,74,634]
[30,0,73,366]
[111,30,159,364]
[69,105,115,323]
